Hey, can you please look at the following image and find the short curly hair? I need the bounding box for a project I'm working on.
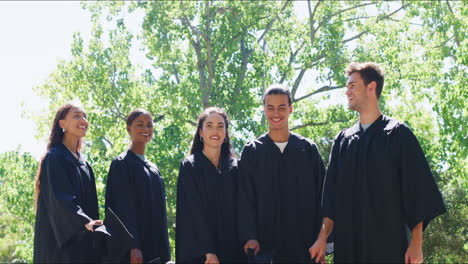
[346,62,385,99]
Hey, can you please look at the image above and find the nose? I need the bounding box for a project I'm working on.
[81,117,89,126]
[345,87,351,96]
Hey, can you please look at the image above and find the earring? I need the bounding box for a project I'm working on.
[62,128,67,133]
[200,137,203,142]
[224,138,227,143]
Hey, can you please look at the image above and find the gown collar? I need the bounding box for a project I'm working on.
[345,114,385,137]
[57,143,86,165]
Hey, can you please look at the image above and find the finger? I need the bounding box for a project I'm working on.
[254,246,260,255]
[320,255,326,264]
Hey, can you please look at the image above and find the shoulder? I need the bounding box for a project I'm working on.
[381,115,414,138]
[229,156,239,167]
[180,154,197,169]
[290,132,317,147]
[110,151,136,171]
[45,145,70,165]
[342,121,360,137]
[242,133,269,152]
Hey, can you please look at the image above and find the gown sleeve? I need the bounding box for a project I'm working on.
[399,125,447,230]
[42,154,93,248]
[105,159,140,249]
[311,143,326,217]
[176,160,216,261]
[322,132,344,222]
[237,144,258,244]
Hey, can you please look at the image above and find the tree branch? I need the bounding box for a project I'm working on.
[280,41,306,83]
[308,0,321,45]
[342,3,410,44]
[291,68,306,99]
[186,119,197,126]
[291,119,348,131]
[257,0,291,44]
[446,0,461,48]
[294,85,344,103]
[203,1,214,108]
[316,2,377,31]
[235,36,254,95]
[172,63,181,84]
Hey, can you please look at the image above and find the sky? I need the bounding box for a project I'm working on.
[0,1,93,159]
[0,1,329,159]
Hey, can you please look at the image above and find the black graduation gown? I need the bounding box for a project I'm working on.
[238,133,326,263]
[322,115,447,263]
[33,143,100,263]
[176,152,243,263]
[105,150,170,263]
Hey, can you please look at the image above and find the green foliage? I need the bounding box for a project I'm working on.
[0,151,37,262]
[2,0,465,262]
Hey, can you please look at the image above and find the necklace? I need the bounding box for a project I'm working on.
[202,150,219,167]
[64,145,79,160]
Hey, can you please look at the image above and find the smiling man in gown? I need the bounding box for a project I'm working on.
[310,62,446,264]
[239,84,326,263]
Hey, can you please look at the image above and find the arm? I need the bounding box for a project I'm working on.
[105,160,141,253]
[176,160,216,261]
[310,134,341,263]
[405,222,423,264]
[309,217,334,264]
[42,154,97,248]
[238,145,261,255]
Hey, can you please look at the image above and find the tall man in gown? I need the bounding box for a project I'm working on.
[310,62,446,264]
[239,84,326,263]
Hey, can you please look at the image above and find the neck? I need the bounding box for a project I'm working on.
[62,135,79,154]
[358,101,382,125]
[268,128,289,142]
[130,142,146,155]
[203,145,221,167]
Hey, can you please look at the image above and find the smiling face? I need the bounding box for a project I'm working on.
[199,113,226,151]
[345,71,375,112]
[264,94,293,131]
[59,106,88,139]
[127,113,154,145]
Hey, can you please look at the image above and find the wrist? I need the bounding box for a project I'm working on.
[410,238,423,246]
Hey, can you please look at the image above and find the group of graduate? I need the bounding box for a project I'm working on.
[33,62,446,264]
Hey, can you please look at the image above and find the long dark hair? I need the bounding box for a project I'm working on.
[190,107,234,159]
[34,103,84,206]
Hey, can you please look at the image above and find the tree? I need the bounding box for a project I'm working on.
[0,151,37,262]
[21,1,466,262]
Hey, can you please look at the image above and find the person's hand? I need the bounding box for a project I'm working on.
[309,238,326,264]
[205,253,220,264]
[130,248,143,264]
[243,239,260,255]
[405,241,423,264]
[84,219,103,231]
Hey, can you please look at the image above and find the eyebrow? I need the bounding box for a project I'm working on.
[206,121,224,125]
[266,104,288,107]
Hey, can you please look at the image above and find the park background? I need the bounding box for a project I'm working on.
[0,1,466,262]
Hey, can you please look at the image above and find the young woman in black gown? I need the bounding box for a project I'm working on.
[105,109,170,264]
[34,103,103,263]
[176,107,243,264]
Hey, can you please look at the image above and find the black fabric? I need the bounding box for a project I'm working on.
[322,115,447,263]
[238,133,325,263]
[176,152,243,263]
[33,143,100,263]
[104,150,170,263]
